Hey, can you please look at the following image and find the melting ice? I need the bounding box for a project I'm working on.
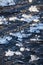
[21,14,40,23]
[0,0,15,6]
[0,36,12,44]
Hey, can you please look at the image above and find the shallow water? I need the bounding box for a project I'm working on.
[0,0,43,65]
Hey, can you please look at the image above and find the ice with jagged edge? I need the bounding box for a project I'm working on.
[0,0,15,6]
[0,36,12,44]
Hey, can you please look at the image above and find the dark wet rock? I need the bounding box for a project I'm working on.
[34,47,43,55]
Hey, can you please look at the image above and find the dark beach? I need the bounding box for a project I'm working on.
[0,0,43,65]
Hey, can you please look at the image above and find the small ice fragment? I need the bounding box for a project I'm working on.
[30,38,37,41]
[0,16,8,25]
[30,55,39,62]
[9,17,18,21]
[29,6,39,12]
[33,19,39,22]
[5,49,14,56]
[37,23,43,30]
[10,32,22,38]
[21,14,33,23]
[6,36,12,41]
[29,0,32,3]
[16,43,23,47]
[14,51,22,55]
[8,0,15,5]
[0,37,8,44]
[22,14,32,18]
[0,21,3,25]
[25,48,30,51]
[20,47,25,52]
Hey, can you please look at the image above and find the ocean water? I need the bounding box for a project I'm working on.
[0,0,43,65]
